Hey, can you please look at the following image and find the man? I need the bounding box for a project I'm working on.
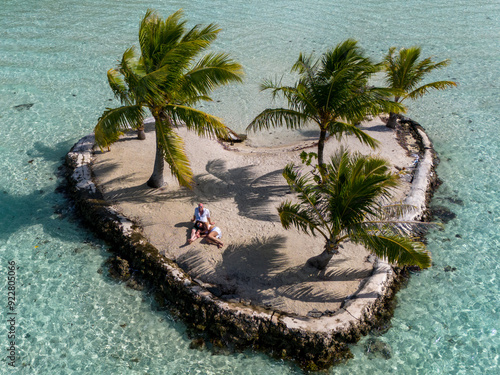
[189,203,214,243]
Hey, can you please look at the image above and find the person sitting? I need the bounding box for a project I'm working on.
[188,203,214,244]
[188,220,205,244]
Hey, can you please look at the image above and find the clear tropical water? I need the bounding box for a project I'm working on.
[1,0,498,373]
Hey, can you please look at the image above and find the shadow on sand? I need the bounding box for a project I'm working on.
[95,157,289,222]
[175,235,372,308]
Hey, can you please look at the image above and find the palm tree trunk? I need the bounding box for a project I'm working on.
[147,118,165,188]
[317,129,328,182]
[317,129,327,166]
[386,112,399,129]
[137,126,146,140]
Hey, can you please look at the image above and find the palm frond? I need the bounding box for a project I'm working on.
[180,52,244,97]
[94,105,145,149]
[165,104,229,139]
[246,108,309,132]
[292,52,318,86]
[406,80,457,100]
[155,120,193,188]
[378,203,419,218]
[278,201,329,240]
[107,69,131,105]
[181,22,220,44]
[359,233,431,269]
[326,121,380,149]
[282,163,330,234]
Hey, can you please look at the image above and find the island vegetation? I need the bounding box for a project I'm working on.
[278,148,432,270]
[86,8,457,370]
[383,46,457,128]
[247,39,403,169]
[94,9,244,188]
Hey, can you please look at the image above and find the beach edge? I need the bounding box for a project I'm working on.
[63,120,438,371]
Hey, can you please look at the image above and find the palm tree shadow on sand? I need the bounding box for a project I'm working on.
[91,157,288,220]
[194,159,290,222]
[175,235,373,310]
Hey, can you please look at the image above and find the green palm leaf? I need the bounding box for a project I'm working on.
[180,52,244,97]
[383,46,456,104]
[278,201,328,240]
[107,69,131,105]
[407,81,457,100]
[358,233,431,269]
[326,121,380,148]
[94,9,243,188]
[247,108,309,131]
[155,120,193,188]
[249,39,404,168]
[278,148,433,270]
[94,105,145,149]
[166,104,229,139]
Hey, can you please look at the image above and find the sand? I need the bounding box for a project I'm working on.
[91,118,414,317]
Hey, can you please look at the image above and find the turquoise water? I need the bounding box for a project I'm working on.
[1,0,498,373]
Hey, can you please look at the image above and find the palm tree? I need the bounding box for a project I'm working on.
[247,39,404,170]
[278,148,432,270]
[94,9,244,188]
[383,46,457,128]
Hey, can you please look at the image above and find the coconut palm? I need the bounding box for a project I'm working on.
[94,9,244,188]
[278,148,432,270]
[247,39,404,170]
[383,46,457,128]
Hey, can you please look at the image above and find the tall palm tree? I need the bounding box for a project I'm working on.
[247,39,404,170]
[383,46,457,128]
[94,9,244,188]
[278,148,432,270]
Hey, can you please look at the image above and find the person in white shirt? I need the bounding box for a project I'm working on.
[188,203,214,243]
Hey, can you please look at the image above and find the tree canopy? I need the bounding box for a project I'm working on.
[383,46,456,128]
[94,9,244,188]
[278,148,432,270]
[247,39,404,169]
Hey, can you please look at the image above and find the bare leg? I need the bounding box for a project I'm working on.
[207,231,223,249]
[188,229,201,244]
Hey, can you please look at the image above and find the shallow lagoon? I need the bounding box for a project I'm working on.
[0,0,498,373]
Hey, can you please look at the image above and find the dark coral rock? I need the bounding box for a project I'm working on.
[307,309,324,318]
[207,286,222,297]
[364,337,392,359]
[445,197,464,206]
[431,205,457,223]
[370,322,392,336]
[189,337,206,350]
[106,256,131,281]
[444,266,457,272]
[126,277,145,291]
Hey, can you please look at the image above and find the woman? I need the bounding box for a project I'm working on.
[203,224,223,249]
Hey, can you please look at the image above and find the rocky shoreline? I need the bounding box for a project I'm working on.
[64,120,438,371]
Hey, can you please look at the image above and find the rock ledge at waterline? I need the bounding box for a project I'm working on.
[64,118,437,370]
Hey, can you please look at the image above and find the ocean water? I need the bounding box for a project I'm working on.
[0,0,498,374]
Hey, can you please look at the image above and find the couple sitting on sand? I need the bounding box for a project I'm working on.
[188,203,223,249]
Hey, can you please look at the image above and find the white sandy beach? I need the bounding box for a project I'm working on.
[91,119,414,317]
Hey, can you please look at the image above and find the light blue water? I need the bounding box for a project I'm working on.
[1,0,498,373]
